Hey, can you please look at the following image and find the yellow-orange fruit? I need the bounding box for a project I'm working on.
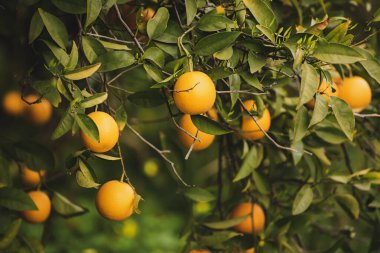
[2,91,26,116]
[246,248,255,253]
[231,202,265,234]
[81,111,119,153]
[20,167,46,187]
[206,107,218,121]
[215,5,225,14]
[21,191,51,223]
[337,76,372,112]
[189,250,211,253]
[173,71,216,115]
[24,94,52,125]
[178,114,215,151]
[140,7,155,21]
[306,81,339,108]
[96,180,135,221]
[241,100,271,140]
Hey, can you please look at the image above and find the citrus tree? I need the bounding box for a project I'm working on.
[1,0,380,252]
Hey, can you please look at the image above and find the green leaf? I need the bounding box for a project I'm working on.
[85,0,102,28]
[52,191,88,218]
[197,14,234,32]
[355,47,380,84]
[128,90,165,107]
[96,51,135,72]
[97,39,130,50]
[182,187,215,202]
[144,63,164,82]
[82,36,106,64]
[147,7,170,39]
[76,159,100,188]
[7,141,55,170]
[297,63,319,109]
[203,215,249,229]
[51,0,87,14]
[256,24,275,43]
[330,96,355,141]
[31,78,61,107]
[325,21,350,43]
[0,219,22,250]
[38,8,69,49]
[373,8,380,22]
[252,170,271,194]
[51,109,75,140]
[229,73,241,107]
[80,92,108,108]
[194,32,241,56]
[206,67,233,81]
[293,106,309,143]
[240,72,263,91]
[75,113,99,142]
[247,52,266,74]
[307,147,331,166]
[66,41,79,70]
[191,115,232,135]
[143,47,165,68]
[115,105,127,131]
[335,194,360,219]
[312,43,365,64]
[308,94,329,128]
[185,0,197,26]
[0,188,37,211]
[233,145,263,182]
[197,231,242,247]
[213,46,233,60]
[29,11,44,44]
[42,40,70,66]
[292,185,313,215]
[243,0,278,30]
[93,153,121,160]
[64,63,101,80]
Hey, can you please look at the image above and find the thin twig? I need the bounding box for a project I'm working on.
[85,32,137,44]
[238,97,311,155]
[108,64,142,85]
[161,88,201,142]
[114,4,145,54]
[107,84,134,93]
[117,141,131,183]
[354,113,380,118]
[125,122,191,187]
[217,90,268,95]
[184,129,199,160]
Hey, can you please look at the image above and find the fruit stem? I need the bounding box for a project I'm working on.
[178,26,195,72]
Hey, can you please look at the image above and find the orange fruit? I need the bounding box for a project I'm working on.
[231,202,265,234]
[2,91,26,116]
[140,7,155,22]
[189,250,211,253]
[306,81,339,108]
[241,100,271,140]
[24,94,52,125]
[81,111,119,153]
[246,248,255,253]
[206,107,218,121]
[21,191,51,223]
[96,180,135,221]
[173,71,216,115]
[178,114,215,151]
[336,76,372,112]
[215,5,225,14]
[20,167,46,187]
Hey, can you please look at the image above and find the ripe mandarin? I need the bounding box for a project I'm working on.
[24,94,52,125]
[96,180,135,221]
[22,191,51,223]
[173,71,216,115]
[81,111,119,153]
[20,167,46,187]
[231,202,265,234]
[337,76,372,112]
[241,100,271,140]
[2,91,26,116]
